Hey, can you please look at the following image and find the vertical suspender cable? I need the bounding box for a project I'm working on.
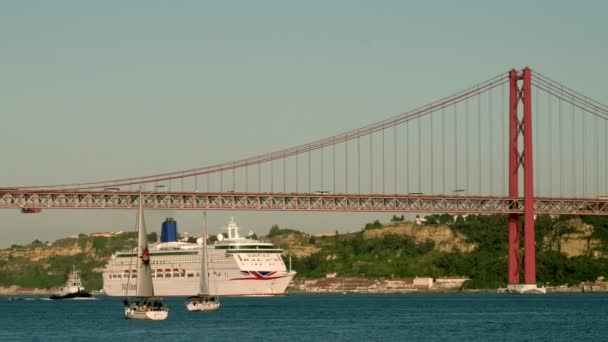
[418,115,421,193]
[382,128,385,194]
[394,124,397,194]
[489,89,493,196]
[245,162,248,192]
[454,104,458,192]
[321,147,324,192]
[271,159,274,193]
[478,94,482,194]
[333,138,336,193]
[572,96,576,197]
[345,138,348,194]
[308,150,311,193]
[430,111,434,194]
[295,152,298,194]
[358,132,361,194]
[442,107,446,194]
[559,93,563,198]
[283,156,286,193]
[501,83,506,195]
[535,86,539,195]
[582,108,586,197]
[406,121,409,193]
[232,168,235,192]
[465,98,469,194]
[595,106,599,196]
[206,174,209,193]
[548,85,552,197]
[370,130,373,193]
[219,172,222,192]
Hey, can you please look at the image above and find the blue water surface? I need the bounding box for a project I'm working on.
[1,293,607,341]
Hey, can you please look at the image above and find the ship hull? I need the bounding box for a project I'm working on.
[49,291,92,300]
[104,271,294,297]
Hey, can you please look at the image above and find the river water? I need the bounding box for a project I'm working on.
[1,293,607,341]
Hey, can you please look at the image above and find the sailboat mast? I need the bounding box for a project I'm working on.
[200,212,210,295]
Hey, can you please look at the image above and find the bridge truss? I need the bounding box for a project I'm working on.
[1,191,607,215]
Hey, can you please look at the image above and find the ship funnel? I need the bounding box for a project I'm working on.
[161,218,178,242]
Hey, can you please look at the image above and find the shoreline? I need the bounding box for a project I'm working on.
[0,283,600,296]
[0,286,56,296]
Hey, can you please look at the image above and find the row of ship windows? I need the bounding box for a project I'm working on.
[112,261,197,267]
[109,272,200,279]
[237,254,279,259]
[241,263,278,267]
[237,255,280,262]
[108,272,234,279]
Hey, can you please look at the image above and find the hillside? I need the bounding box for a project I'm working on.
[1,214,608,292]
[0,232,153,291]
[281,214,608,288]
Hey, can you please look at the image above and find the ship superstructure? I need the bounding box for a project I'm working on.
[103,218,295,297]
[50,266,92,300]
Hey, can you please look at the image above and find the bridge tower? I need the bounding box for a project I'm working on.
[507,68,544,294]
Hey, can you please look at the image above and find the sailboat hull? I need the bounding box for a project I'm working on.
[185,301,220,311]
[185,296,220,312]
[124,308,168,320]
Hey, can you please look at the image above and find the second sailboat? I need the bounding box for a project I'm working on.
[185,212,220,312]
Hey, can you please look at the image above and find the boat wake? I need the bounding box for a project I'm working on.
[8,297,98,301]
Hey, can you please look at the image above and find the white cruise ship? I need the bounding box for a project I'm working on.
[103,219,296,297]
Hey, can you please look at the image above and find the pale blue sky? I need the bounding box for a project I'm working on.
[1,1,607,246]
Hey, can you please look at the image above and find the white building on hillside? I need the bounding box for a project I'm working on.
[435,276,470,289]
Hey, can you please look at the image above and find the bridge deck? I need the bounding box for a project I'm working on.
[1,191,607,215]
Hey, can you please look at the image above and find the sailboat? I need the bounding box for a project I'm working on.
[185,212,220,312]
[123,193,169,320]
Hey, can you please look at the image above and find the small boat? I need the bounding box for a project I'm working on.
[185,212,220,312]
[49,266,92,300]
[123,193,169,320]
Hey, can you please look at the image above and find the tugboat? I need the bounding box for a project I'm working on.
[49,266,92,300]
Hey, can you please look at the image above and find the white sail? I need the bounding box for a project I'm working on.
[135,193,154,297]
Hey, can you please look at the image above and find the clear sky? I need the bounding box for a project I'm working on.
[1,0,607,247]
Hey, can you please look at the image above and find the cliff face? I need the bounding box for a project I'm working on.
[273,221,477,258]
[543,218,603,257]
[272,233,321,257]
[363,222,477,253]
[0,235,136,290]
[0,240,95,263]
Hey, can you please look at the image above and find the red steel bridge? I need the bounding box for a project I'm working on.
[1,67,608,288]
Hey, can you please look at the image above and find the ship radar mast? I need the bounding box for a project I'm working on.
[226,217,241,240]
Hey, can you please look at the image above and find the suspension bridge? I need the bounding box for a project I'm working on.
[1,67,608,292]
